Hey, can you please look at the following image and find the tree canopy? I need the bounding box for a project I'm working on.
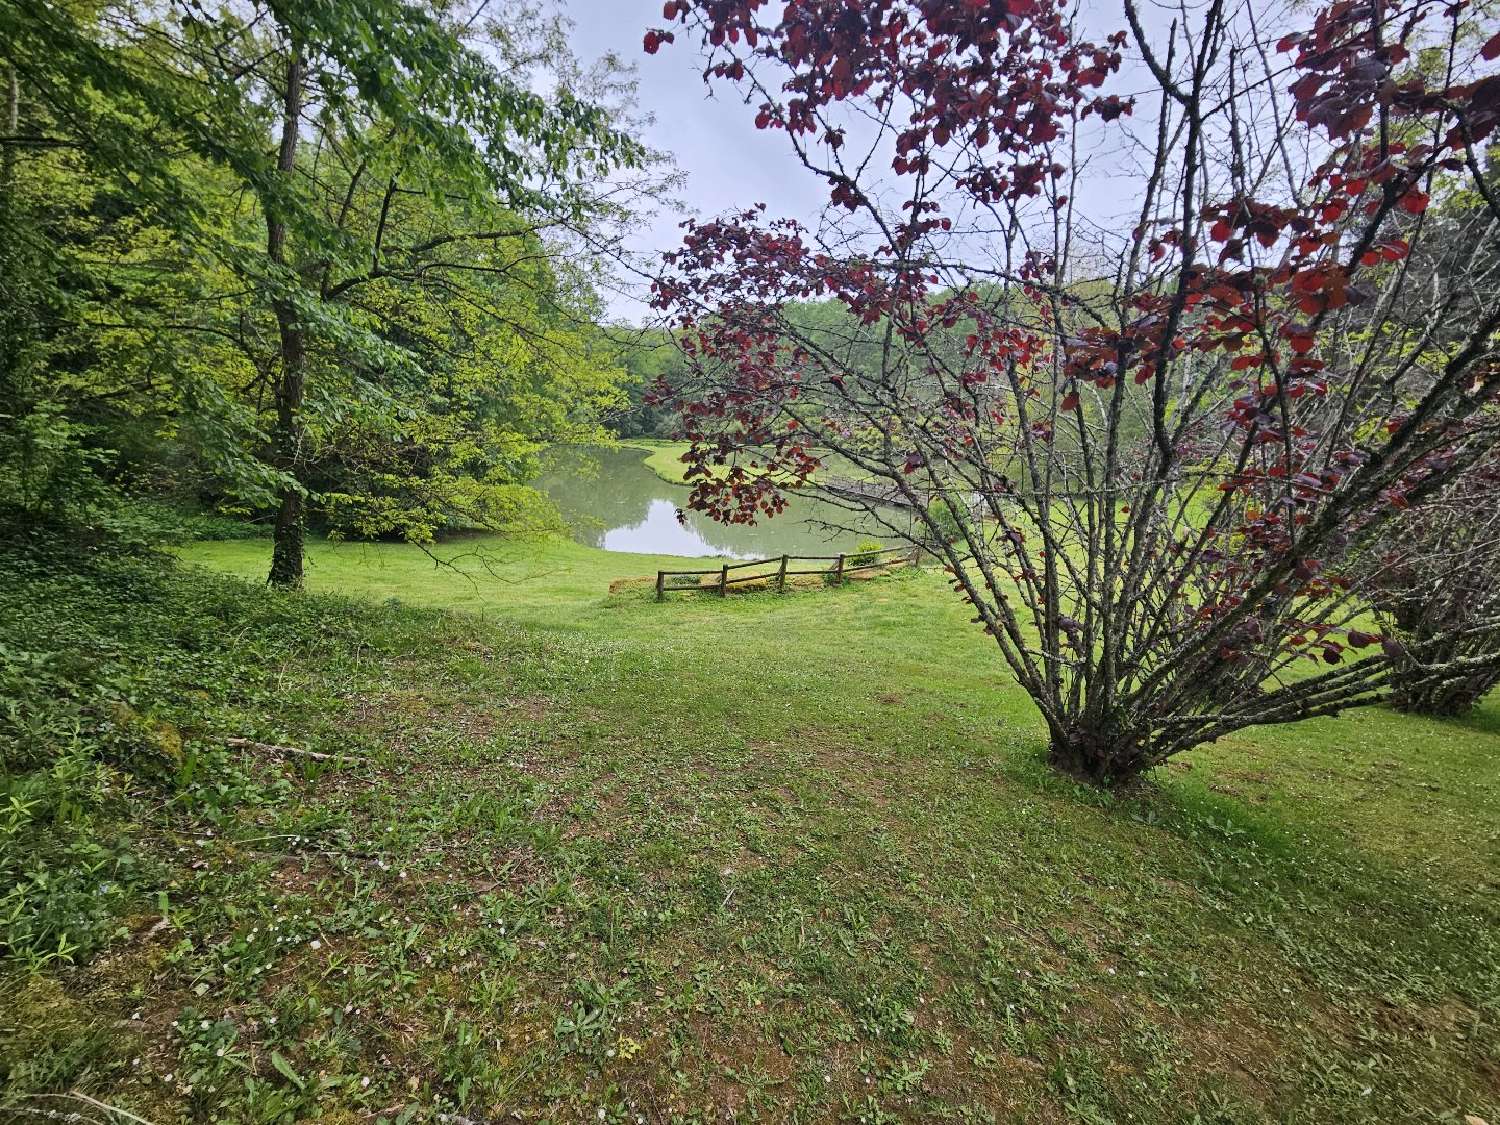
[647,0,1500,782]
[1,0,655,578]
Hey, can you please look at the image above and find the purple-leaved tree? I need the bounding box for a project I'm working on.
[646,0,1500,782]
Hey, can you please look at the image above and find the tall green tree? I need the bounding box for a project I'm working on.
[2,0,645,582]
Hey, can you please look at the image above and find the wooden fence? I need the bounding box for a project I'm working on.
[655,544,920,601]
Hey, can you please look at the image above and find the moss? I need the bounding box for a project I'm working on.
[99,701,183,775]
[0,974,126,1094]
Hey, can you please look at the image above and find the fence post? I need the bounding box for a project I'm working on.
[719,563,729,597]
[777,553,788,593]
[835,553,845,585]
[656,571,666,602]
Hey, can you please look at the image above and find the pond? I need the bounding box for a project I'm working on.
[531,445,909,559]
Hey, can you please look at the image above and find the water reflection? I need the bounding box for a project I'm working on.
[531,445,899,559]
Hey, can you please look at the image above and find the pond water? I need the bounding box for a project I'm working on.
[531,445,908,559]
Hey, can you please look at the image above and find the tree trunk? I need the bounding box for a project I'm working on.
[1389,657,1500,718]
[1046,726,1151,787]
[3,66,18,193]
[267,311,306,587]
[266,42,306,588]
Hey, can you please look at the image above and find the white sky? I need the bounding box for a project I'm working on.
[561,0,1240,321]
[565,0,828,320]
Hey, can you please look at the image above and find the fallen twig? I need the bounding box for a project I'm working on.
[0,1091,162,1124]
[225,737,360,763]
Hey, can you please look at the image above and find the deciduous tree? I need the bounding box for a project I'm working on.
[646,0,1500,782]
[3,0,647,583]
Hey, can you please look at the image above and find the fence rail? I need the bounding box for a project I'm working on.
[655,544,919,600]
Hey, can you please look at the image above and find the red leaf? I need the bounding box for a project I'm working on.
[1399,190,1429,215]
[1061,391,1080,412]
[643,29,674,53]
[1286,331,1316,355]
[1482,29,1500,61]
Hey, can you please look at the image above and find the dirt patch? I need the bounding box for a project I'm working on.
[343,690,550,752]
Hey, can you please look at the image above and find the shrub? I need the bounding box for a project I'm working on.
[649,0,1500,783]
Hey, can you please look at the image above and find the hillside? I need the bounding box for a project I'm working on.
[2,534,1496,1123]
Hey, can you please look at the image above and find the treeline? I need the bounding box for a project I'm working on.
[1,0,656,584]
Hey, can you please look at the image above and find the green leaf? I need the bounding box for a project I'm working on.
[270,1050,305,1090]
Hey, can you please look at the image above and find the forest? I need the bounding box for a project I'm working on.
[3,0,1500,1122]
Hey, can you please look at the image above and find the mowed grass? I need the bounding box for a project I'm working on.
[620,440,872,487]
[619,439,699,485]
[3,532,1497,1124]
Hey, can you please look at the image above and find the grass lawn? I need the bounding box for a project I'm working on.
[619,439,698,485]
[3,531,1497,1123]
[619,440,872,488]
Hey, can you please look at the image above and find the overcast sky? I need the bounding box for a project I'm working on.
[560,1,1234,321]
[564,0,828,320]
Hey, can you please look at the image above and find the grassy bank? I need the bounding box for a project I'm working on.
[618,440,871,489]
[2,532,1497,1123]
[619,439,697,485]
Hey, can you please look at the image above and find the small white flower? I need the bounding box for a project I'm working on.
[310,939,322,950]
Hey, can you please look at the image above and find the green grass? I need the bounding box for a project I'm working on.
[619,439,698,485]
[619,439,872,487]
[3,531,1497,1123]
